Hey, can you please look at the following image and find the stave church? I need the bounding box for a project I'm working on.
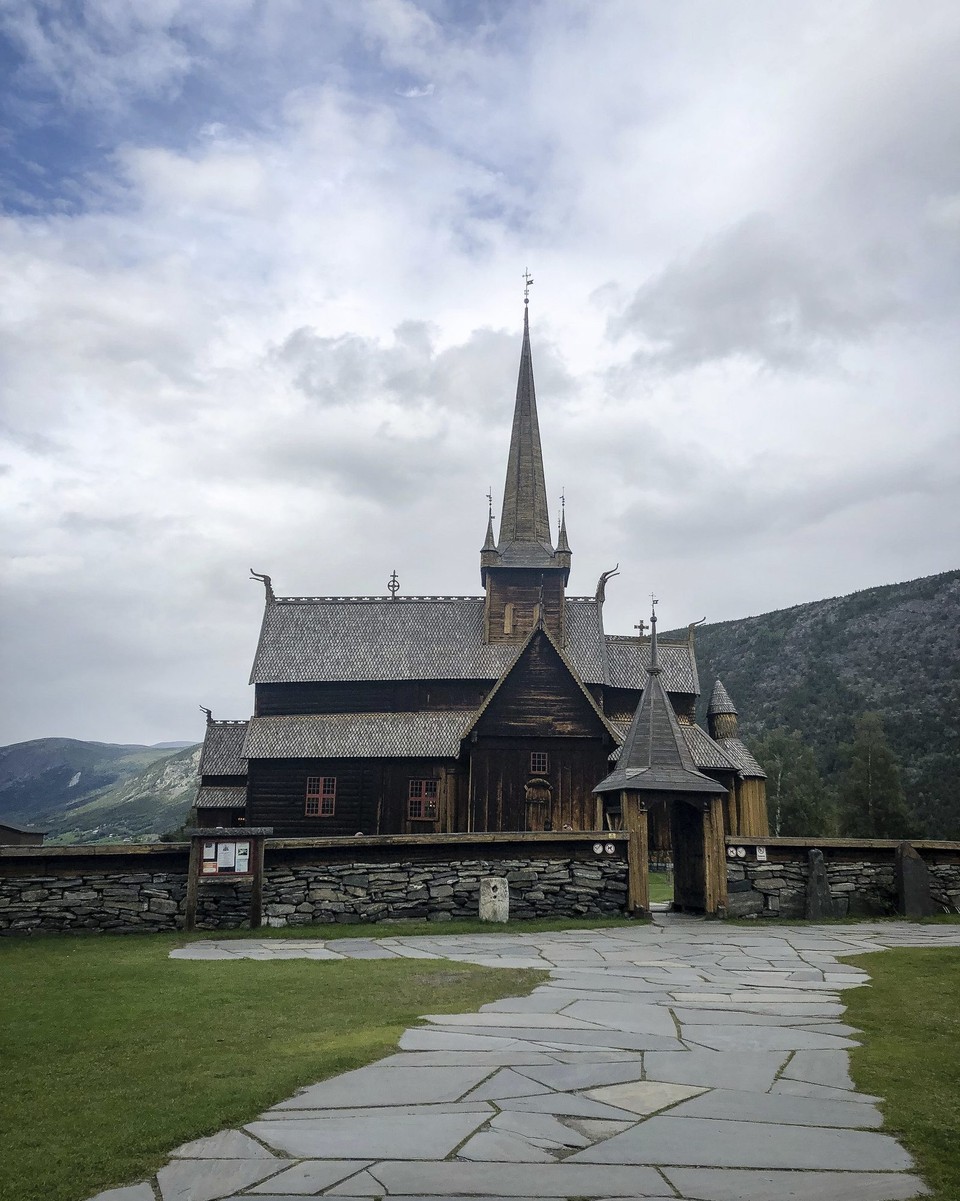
[195,296,767,865]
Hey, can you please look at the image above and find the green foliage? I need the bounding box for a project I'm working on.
[750,728,835,836]
[845,947,960,1200]
[839,712,914,839]
[0,933,544,1201]
[686,568,960,838]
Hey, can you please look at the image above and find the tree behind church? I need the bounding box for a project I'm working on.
[838,712,913,839]
[752,728,834,836]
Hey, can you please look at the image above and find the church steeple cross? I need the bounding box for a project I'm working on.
[523,269,534,304]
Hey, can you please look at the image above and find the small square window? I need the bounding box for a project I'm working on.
[530,751,549,775]
[408,778,439,821]
[305,776,336,816]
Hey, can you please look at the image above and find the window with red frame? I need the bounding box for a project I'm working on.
[530,751,549,775]
[408,778,439,820]
[305,776,336,816]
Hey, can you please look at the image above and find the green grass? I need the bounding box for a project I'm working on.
[844,947,960,1200]
[647,872,674,905]
[0,934,545,1201]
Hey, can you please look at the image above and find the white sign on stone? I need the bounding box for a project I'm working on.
[479,876,509,922]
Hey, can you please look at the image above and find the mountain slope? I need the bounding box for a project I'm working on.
[682,569,960,838]
[0,739,200,842]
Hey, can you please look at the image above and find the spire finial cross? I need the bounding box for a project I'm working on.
[634,619,646,637]
[523,269,534,305]
[387,570,400,600]
[486,487,493,519]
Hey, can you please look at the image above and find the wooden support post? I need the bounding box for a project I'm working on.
[702,795,728,916]
[184,837,201,933]
[623,790,650,917]
[249,835,266,930]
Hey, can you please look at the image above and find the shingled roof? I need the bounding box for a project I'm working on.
[199,720,249,775]
[595,613,726,797]
[707,679,737,716]
[606,635,699,694]
[716,736,767,778]
[243,712,468,760]
[250,595,699,695]
[195,785,247,809]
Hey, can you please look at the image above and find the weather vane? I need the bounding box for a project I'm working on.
[650,593,659,618]
[523,269,534,305]
[558,489,565,535]
[387,570,400,600]
[486,487,494,519]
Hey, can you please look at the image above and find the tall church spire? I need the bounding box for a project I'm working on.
[498,302,553,555]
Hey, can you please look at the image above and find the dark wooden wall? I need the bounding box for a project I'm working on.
[246,758,459,838]
[467,737,608,832]
[255,680,489,716]
[476,630,609,738]
[484,567,566,645]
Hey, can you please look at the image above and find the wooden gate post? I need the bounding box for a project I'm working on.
[702,796,728,916]
[623,790,650,917]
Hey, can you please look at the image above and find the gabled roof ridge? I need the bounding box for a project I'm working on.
[605,633,691,645]
[461,622,618,743]
[274,594,484,605]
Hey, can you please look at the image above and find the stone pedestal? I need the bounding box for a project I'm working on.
[479,877,509,922]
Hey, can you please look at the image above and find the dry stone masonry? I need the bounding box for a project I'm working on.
[0,855,627,935]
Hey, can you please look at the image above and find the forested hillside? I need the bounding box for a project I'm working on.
[684,569,960,838]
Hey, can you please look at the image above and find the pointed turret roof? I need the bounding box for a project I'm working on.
[707,679,737,716]
[594,606,726,796]
[496,305,555,567]
[557,504,571,554]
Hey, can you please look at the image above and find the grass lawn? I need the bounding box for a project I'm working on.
[0,932,546,1201]
[647,872,673,905]
[844,946,960,1201]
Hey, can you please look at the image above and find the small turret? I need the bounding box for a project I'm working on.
[707,679,738,740]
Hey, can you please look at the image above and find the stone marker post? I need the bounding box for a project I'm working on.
[479,876,509,922]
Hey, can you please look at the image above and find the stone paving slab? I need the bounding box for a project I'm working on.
[662,1167,930,1200]
[271,1064,493,1109]
[568,1114,913,1170]
[246,1109,490,1158]
[84,919,960,1201]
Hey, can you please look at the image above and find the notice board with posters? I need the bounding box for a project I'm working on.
[184,827,273,931]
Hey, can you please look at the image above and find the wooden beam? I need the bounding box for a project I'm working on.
[249,836,265,930]
[184,837,201,933]
[623,790,650,917]
[708,794,728,915]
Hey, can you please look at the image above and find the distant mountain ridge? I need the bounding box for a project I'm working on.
[2,569,958,843]
[0,739,200,843]
[679,568,960,838]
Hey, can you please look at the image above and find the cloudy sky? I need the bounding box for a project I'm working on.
[2,0,958,746]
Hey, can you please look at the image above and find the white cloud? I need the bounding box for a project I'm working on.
[1,0,959,743]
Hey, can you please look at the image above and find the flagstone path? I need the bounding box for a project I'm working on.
[91,917,960,1201]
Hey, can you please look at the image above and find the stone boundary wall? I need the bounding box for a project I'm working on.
[0,835,629,935]
[725,837,960,918]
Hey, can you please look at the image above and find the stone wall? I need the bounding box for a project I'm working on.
[0,839,628,935]
[726,839,960,919]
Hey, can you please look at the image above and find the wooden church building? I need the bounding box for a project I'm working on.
[195,300,767,851]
